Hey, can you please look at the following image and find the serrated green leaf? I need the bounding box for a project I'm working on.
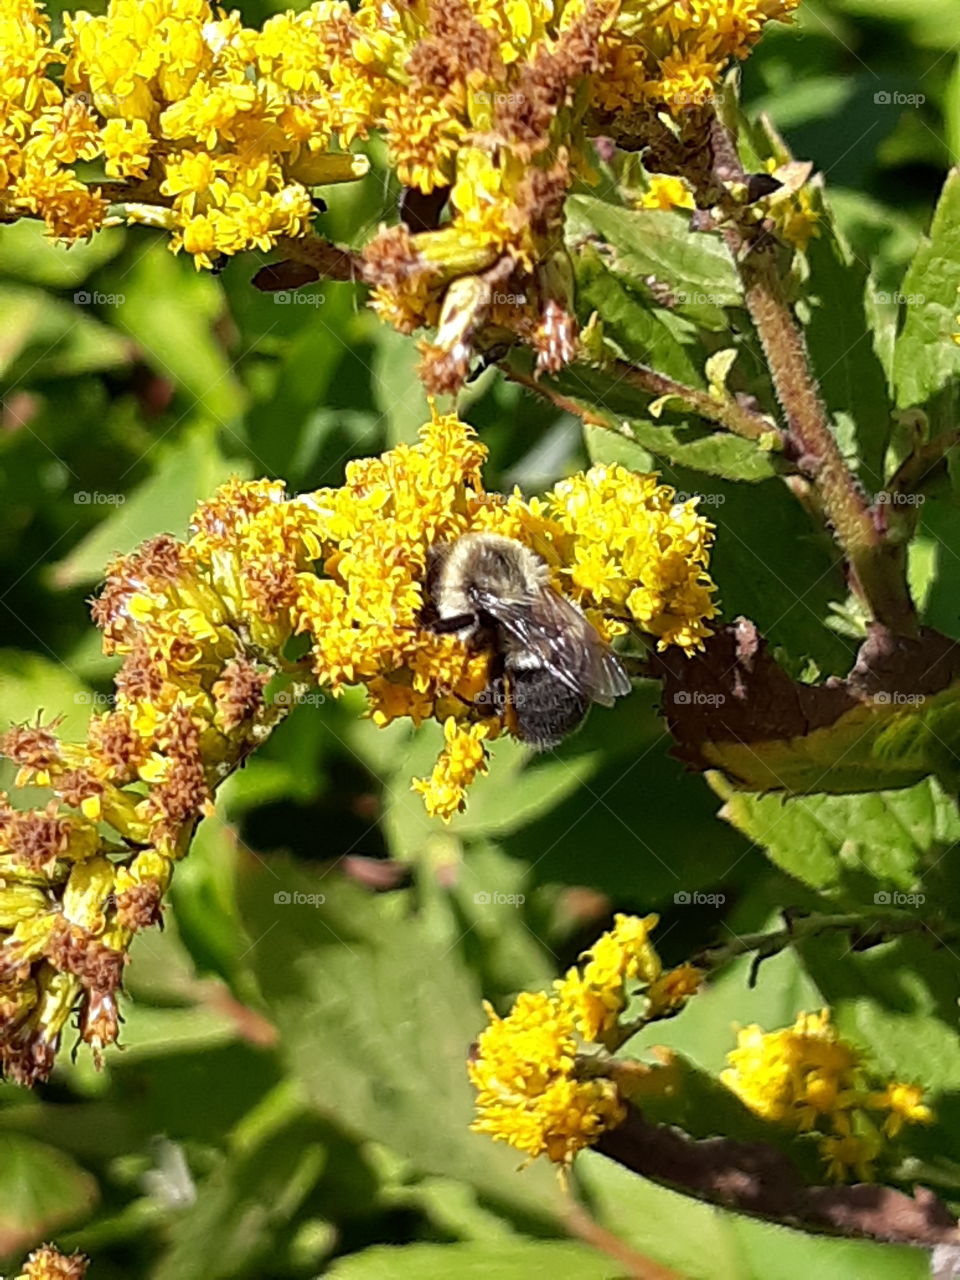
[52,424,249,588]
[712,774,960,906]
[584,415,780,482]
[567,196,741,323]
[893,169,960,410]
[699,677,960,798]
[572,248,704,386]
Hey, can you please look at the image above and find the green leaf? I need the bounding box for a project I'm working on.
[699,676,960,799]
[578,1153,929,1280]
[52,423,248,588]
[0,1133,98,1261]
[374,685,758,906]
[236,867,569,1227]
[802,224,893,491]
[0,285,131,381]
[893,168,960,410]
[150,1116,328,1280]
[326,1242,615,1280]
[571,248,704,386]
[373,324,433,446]
[0,650,93,740]
[583,414,780,483]
[711,775,960,908]
[567,196,742,323]
[97,241,244,422]
[0,218,125,288]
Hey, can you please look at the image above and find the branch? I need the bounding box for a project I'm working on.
[700,112,918,637]
[690,910,956,984]
[595,1108,960,1247]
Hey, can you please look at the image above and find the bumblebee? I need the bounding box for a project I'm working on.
[422,533,631,749]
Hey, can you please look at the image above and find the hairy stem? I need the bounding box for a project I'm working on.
[701,112,918,636]
[690,909,955,982]
[502,360,780,445]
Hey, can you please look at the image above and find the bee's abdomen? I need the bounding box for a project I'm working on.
[507,662,589,750]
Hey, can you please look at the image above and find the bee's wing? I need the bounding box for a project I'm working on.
[471,586,631,707]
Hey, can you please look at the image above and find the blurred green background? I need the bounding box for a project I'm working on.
[0,2,956,1277]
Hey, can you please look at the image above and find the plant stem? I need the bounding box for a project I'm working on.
[501,360,780,445]
[701,112,919,636]
[690,909,954,980]
[739,251,918,635]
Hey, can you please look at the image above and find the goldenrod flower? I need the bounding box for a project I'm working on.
[15,1245,88,1280]
[868,1082,934,1139]
[470,913,700,1163]
[722,1011,934,1181]
[637,174,696,211]
[0,411,713,1081]
[468,991,626,1164]
[556,912,662,1043]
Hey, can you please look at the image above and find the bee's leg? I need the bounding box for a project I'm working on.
[424,612,477,635]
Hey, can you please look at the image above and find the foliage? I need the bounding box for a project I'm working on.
[2,0,960,1278]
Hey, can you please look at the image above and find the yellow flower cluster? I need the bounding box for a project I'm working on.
[0,411,713,1083]
[291,410,715,818]
[722,1011,933,1181]
[14,1246,88,1280]
[592,0,798,133]
[470,913,698,1164]
[4,0,795,383]
[2,0,368,260]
